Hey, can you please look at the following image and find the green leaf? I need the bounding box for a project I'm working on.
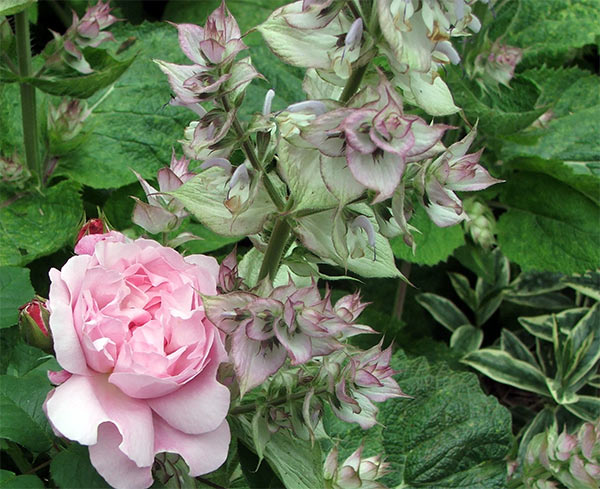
[0,267,34,329]
[562,271,600,301]
[445,68,546,136]
[391,207,465,265]
[178,221,242,254]
[0,470,44,489]
[564,303,600,387]
[462,349,549,397]
[0,373,53,452]
[381,354,512,488]
[448,273,477,311]
[518,307,588,342]
[505,0,600,67]
[500,329,538,368]
[563,395,600,422]
[516,407,556,462]
[416,293,471,332]
[55,22,196,189]
[497,172,600,274]
[50,443,110,488]
[29,48,135,99]
[501,75,600,172]
[453,243,498,284]
[450,325,483,355]
[0,0,35,16]
[0,181,83,266]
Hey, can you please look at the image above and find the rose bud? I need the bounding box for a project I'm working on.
[19,297,53,353]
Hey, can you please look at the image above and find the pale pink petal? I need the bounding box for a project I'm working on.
[173,23,207,65]
[184,254,219,294]
[44,375,154,467]
[346,147,404,203]
[89,423,154,489]
[154,415,230,476]
[48,370,72,385]
[109,372,180,399]
[148,345,229,434]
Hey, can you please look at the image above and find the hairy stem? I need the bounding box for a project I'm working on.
[221,96,285,210]
[392,262,412,320]
[230,387,328,415]
[339,63,368,104]
[257,218,292,282]
[15,9,41,186]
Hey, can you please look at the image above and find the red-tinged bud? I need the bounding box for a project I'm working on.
[76,218,105,244]
[19,298,53,353]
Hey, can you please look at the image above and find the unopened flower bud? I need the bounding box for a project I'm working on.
[324,442,390,489]
[0,152,30,190]
[263,89,276,115]
[76,218,106,244]
[463,198,496,248]
[345,18,363,53]
[19,298,53,353]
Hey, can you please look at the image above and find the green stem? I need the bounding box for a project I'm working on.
[15,10,41,186]
[220,96,285,210]
[5,442,32,474]
[257,218,292,282]
[339,63,368,104]
[231,387,327,415]
[392,261,412,321]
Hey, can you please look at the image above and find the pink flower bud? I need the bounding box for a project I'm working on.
[19,298,53,352]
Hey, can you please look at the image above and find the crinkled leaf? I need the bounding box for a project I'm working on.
[29,48,134,99]
[416,293,471,332]
[462,349,549,397]
[0,373,53,453]
[50,443,111,489]
[497,172,600,274]
[0,267,34,329]
[55,22,196,189]
[391,207,465,266]
[0,181,83,266]
[381,353,513,488]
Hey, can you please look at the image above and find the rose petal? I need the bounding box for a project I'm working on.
[89,423,154,489]
[154,415,230,476]
[44,374,154,467]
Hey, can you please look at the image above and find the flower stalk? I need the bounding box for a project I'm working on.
[257,217,292,281]
[230,387,328,415]
[15,9,42,187]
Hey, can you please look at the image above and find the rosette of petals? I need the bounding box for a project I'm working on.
[304,74,448,202]
[416,129,502,227]
[43,235,230,489]
[181,110,235,161]
[324,443,391,489]
[132,151,193,234]
[332,344,408,429]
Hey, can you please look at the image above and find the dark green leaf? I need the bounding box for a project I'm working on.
[497,172,600,274]
[0,470,44,489]
[416,293,471,332]
[381,354,513,488]
[0,181,83,266]
[0,373,53,452]
[500,329,538,368]
[448,273,476,311]
[50,443,111,488]
[562,271,600,301]
[518,308,588,342]
[0,267,34,329]
[450,325,483,355]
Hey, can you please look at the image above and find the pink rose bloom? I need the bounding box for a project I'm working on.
[44,234,231,489]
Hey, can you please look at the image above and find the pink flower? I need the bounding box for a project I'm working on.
[44,235,231,489]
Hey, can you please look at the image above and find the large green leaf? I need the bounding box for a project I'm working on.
[0,267,34,329]
[381,353,513,488]
[50,443,111,488]
[497,172,600,274]
[504,0,600,67]
[0,180,83,266]
[0,373,53,453]
[391,207,465,266]
[55,22,196,189]
[0,0,35,16]
[0,470,44,489]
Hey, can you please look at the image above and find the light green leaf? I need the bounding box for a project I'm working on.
[55,22,196,189]
[0,267,34,329]
[391,207,464,266]
[238,247,311,289]
[462,349,549,397]
[505,0,600,67]
[450,325,483,355]
[416,293,471,332]
[171,167,277,237]
[0,373,53,452]
[381,354,512,488]
[0,181,83,266]
[50,443,110,488]
[0,0,35,16]
[497,172,600,274]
